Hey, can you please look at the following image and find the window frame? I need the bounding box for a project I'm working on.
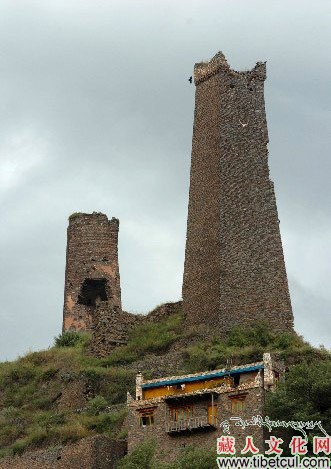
[138,407,156,427]
[169,405,193,421]
[229,394,247,414]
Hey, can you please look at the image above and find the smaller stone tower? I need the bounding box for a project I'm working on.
[62,212,122,332]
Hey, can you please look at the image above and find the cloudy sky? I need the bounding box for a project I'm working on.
[0,0,330,360]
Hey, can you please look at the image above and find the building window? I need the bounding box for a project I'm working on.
[233,375,240,387]
[169,406,193,421]
[230,397,246,413]
[139,409,155,427]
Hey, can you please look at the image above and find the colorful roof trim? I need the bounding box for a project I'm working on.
[141,365,263,390]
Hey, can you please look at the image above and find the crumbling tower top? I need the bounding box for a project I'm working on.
[194,51,266,85]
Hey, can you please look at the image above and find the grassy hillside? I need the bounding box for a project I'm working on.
[0,308,329,460]
[0,339,132,458]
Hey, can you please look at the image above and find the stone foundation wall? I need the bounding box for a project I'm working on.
[88,301,182,358]
[88,304,140,357]
[0,436,127,469]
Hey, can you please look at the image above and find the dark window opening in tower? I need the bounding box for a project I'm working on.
[77,278,108,306]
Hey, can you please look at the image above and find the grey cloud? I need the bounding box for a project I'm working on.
[0,0,330,360]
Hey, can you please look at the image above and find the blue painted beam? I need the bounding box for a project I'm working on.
[141,365,264,390]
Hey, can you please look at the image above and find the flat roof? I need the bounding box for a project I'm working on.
[141,365,263,390]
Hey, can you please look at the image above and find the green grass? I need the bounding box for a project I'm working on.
[117,439,217,469]
[100,312,184,366]
[0,309,329,461]
[0,337,131,458]
[0,310,185,458]
[183,322,329,373]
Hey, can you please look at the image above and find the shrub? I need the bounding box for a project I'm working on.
[11,440,28,456]
[265,358,331,455]
[51,421,89,443]
[86,395,108,415]
[54,331,90,348]
[94,409,126,434]
[117,441,216,469]
[117,440,156,469]
[166,445,216,469]
[36,412,66,428]
[98,368,135,404]
[0,424,22,447]
[68,212,83,219]
[266,359,331,433]
[226,322,273,348]
[184,323,329,373]
[39,367,58,381]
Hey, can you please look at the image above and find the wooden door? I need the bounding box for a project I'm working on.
[208,404,217,425]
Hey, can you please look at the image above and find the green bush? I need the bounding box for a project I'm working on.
[118,440,156,469]
[11,440,28,456]
[86,395,108,415]
[36,412,66,428]
[39,367,59,381]
[95,409,126,434]
[184,323,329,373]
[54,331,90,348]
[226,322,273,348]
[118,441,216,469]
[98,368,135,404]
[166,445,216,469]
[266,359,331,436]
[68,212,83,219]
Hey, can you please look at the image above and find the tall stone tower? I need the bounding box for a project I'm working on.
[182,52,294,335]
[62,212,122,332]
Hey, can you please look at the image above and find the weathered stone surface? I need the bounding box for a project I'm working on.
[62,212,122,333]
[62,214,183,357]
[88,304,139,357]
[183,52,294,336]
[142,301,182,324]
[0,436,127,469]
[56,378,88,411]
[88,300,182,358]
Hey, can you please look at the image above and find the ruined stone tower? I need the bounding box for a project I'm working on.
[182,52,294,335]
[62,212,122,332]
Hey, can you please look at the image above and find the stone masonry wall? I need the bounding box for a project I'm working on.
[88,303,139,357]
[62,212,122,332]
[183,52,294,335]
[88,300,182,358]
[0,436,127,469]
[142,301,182,325]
